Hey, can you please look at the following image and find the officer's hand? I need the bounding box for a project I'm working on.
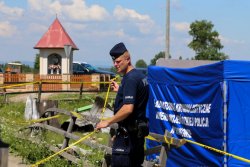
[96,120,110,130]
[111,80,119,92]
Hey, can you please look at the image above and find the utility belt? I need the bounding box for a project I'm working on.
[109,121,149,166]
[117,120,149,138]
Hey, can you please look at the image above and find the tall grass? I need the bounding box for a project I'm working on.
[0,92,114,166]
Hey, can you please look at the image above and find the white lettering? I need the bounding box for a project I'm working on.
[170,127,192,138]
[154,100,211,114]
[155,112,209,127]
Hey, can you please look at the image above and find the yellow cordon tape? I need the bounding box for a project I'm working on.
[31,130,96,167]
[31,76,118,166]
[101,75,118,119]
[3,80,250,164]
[0,80,120,89]
[146,135,250,164]
[3,110,84,126]
[184,139,250,164]
[70,111,84,120]
[1,115,62,126]
[24,115,62,125]
[0,81,39,89]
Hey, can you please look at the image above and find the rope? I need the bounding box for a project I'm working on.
[100,75,118,119]
[146,134,250,164]
[31,131,96,167]
[0,81,39,89]
[4,79,250,165]
[184,139,250,164]
[31,76,118,166]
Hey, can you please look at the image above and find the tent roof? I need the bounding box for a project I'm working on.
[149,60,250,84]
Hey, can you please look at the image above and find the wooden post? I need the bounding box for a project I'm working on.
[38,82,42,103]
[79,83,83,100]
[159,130,171,167]
[61,116,76,149]
[3,88,7,103]
[0,141,9,167]
[37,100,60,128]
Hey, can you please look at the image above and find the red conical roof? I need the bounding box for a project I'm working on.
[34,18,78,50]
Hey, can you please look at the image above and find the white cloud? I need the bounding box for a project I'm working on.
[28,0,109,21]
[27,23,48,33]
[115,29,125,37]
[0,21,17,37]
[219,35,245,45]
[65,22,87,31]
[0,1,24,18]
[172,22,190,32]
[113,6,154,34]
[172,0,182,10]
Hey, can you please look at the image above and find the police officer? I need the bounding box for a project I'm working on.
[96,42,149,167]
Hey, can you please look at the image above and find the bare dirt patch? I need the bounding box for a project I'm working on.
[8,153,28,167]
[8,93,55,103]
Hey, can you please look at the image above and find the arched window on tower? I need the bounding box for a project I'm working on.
[48,54,61,74]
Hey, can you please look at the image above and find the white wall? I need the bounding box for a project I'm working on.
[39,49,74,75]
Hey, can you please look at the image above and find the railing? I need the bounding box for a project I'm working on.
[4,73,26,83]
[0,73,111,92]
[34,74,63,91]
[70,75,92,90]
[24,101,184,167]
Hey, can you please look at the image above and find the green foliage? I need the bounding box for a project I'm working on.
[34,54,40,74]
[0,93,112,166]
[22,64,33,73]
[135,59,147,68]
[150,52,172,65]
[110,66,116,73]
[150,51,165,65]
[0,102,76,166]
[188,20,229,60]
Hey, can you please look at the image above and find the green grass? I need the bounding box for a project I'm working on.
[0,92,113,167]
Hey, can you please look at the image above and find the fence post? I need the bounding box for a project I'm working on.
[0,73,4,85]
[92,74,100,91]
[79,83,83,100]
[37,100,60,128]
[61,116,76,149]
[25,74,34,91]
[0,141,9,167]
[159,130,171,167]
[62,74,70,91]
[0,73,7,103]
[38,82,42,103]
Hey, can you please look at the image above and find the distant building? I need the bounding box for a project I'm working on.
[34,17,78,75]
[156,58,218,68]
[5,62,22,74]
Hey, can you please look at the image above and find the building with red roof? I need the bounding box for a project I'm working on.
[34,17,78,75]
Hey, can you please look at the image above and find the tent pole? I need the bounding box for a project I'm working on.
[223,81,228,167]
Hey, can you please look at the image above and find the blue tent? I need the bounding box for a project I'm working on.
[146,60,250,166]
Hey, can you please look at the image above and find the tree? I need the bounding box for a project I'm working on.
[34,54,40,73]
[135,59,147,68]
[188,20,229,60]
[22,64,33,73]
[150,51,171,65]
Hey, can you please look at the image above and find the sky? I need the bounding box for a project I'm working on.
[0,0,250,67]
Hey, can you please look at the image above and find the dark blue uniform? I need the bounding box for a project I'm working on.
[112,69,149,167]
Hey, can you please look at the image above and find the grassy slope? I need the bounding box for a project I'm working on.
[0,92,114,167]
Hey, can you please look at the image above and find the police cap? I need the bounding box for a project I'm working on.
[109,42,128,60]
